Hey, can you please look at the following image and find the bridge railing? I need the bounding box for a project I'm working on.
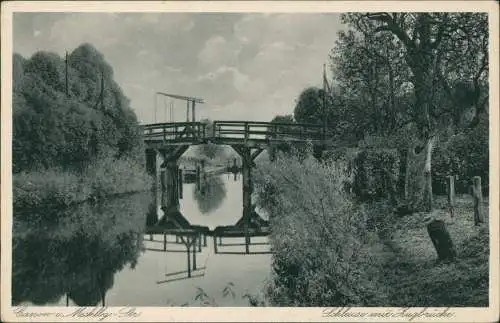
[212,121,330,142]
[142,122,206,142]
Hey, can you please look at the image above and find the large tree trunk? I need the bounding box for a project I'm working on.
[404,136,436,212]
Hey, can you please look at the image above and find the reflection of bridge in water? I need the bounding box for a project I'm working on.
[143,120,334,275]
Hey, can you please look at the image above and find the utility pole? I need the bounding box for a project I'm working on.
[100,69,104,110]
[154,94,157,123]
[322,64,327,140]
[65,51,69,97]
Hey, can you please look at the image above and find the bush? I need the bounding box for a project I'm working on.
[351,149,400,203]
[13,169,84,221]
[254,154,378,306]
[84,151,152,200]
[13,153,153,221]
[432,116,488,196]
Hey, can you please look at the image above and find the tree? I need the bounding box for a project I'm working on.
[12,43,143,173]
[339,13,488,212]
[330,27,411,139]
[194,118,225,160]
[293,87,334,125]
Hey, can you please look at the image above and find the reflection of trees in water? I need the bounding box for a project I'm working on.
[193,175,227,214]
[12,193,151,306]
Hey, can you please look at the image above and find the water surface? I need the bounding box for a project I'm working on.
[13,174,271,307]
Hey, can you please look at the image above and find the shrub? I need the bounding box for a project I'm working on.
[84,152,153,200]
[433,120,489,196]
[351,149,400,203]
[13,153,153,221]
[254,154,377,306]
[13,169,85,221]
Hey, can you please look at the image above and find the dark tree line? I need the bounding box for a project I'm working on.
[13,43,142,173]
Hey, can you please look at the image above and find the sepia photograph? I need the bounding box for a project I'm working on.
[1,1,498,322]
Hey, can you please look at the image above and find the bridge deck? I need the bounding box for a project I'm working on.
[142,121,335,147]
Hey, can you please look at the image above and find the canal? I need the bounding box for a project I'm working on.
[12,173,272,307]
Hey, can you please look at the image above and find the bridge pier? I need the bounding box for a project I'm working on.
[231,145,263,254]
[159,146,189,217]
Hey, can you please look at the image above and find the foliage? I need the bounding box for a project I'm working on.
[322,13,489,211]
[377,195,489,306]
[293,87,333,125]
[352,149,400,203]
[13,43,142,173]
[194,118,226,159]
[12,193,149,306]
[13,153,153,221]
[432,114,489,195]
[267,114,299,157]
[254,153,381,306]
[192,174,227,214]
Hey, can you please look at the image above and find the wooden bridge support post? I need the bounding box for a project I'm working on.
[195,165,201,191]
[178,169,183,199]
[166,160,180,211]
[160,169,167,209]
[242,154,251,254]
[192,236,197,271]
[159,146,189,214]
[187,242,191,278]
[231,145,264,254]
[213,235,218,254]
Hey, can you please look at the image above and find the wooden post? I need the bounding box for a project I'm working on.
[178,169,183,199]
[160,169,167,208]
[198,233,202,252]
[242,149,251,254]
[203,234,207,247]
[166,160,180,211]
[192,100,196,122]
[187,241,191,278]
[427,219,457,262]
[176,235,180,243]
[473,176,484,226]
[149,234,153,241]
[231,145,258,255]
[195,165,201,191]
[163,233,167,251]
[213,235,218,254]
[447,175,455,217]
[66,293,69,306]
[192,237,197,271]
[219,236,222,246]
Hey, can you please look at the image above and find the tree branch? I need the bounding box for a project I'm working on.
[366,13,415,50]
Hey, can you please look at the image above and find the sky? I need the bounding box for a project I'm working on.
[13,12,343,124]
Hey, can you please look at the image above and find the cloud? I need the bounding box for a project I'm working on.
[198,35,241,68]
[13,12,343,124]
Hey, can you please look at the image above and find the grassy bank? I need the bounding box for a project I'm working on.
[254,152,489,307]
[377,195,489,306]
[13,154,153,219]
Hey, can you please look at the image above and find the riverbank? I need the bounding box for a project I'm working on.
[13,154,153,220]
[375,195,489,306]
[254,154,489,307]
